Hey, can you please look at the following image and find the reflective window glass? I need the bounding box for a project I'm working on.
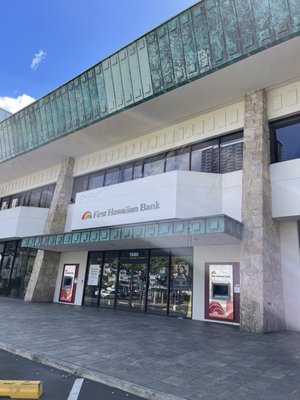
[7,245,28,298]
[191,139,219,173]
[40,185,55,208]
[0,241,17,296]
[272,121,300,162]
[88,172,104,190]
[133,161,143,180]
[143,155,165,177]
[220,132,243,173]
[29,188,42,207]
[83,252,103,307]
[100,252,119,308]
[71,175,89,202]
[165,148,190,172]
[23,192,31,207]
[104,167,120,186]
[169,252,193,318]
[147,251,169,315]
[120,163,133,182]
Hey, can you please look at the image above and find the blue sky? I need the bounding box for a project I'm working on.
[0,0,197,113]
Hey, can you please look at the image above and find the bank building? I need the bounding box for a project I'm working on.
[0,0,300,333]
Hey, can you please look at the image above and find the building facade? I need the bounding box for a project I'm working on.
[0,0,300,333]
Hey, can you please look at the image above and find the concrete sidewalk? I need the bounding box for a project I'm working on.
[0,298,299,400]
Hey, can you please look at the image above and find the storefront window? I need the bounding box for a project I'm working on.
[148,251,169,315]
[169,251,193,318]
[100,252,119,308]
[84,249,193,317]
[83,252,103,307]
[21,249,37,298]
[7,247,29,298]
[0,241,17,296]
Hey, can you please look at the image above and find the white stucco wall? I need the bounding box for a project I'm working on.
[193,244,241,322]
[271,159,300,219]
[280,221,300,332]
[53,252,88,306]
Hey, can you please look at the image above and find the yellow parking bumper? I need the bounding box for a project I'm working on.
[0,380,43,399]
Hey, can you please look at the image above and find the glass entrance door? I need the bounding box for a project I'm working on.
[117,259,147,312]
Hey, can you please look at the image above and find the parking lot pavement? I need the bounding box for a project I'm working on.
[0,350,143,400]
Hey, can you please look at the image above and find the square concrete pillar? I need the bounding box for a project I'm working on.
[25,158,74,302]
[240,89,285,333]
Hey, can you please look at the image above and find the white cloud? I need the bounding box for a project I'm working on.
[30,49,46,71]
[0,94,35,114]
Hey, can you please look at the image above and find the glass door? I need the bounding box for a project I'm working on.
[117,250,148,312]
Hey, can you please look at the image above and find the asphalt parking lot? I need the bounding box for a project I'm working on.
[0,350,143,400]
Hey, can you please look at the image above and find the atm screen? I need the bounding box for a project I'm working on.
[212,283,230,299]
[63,277,73,288]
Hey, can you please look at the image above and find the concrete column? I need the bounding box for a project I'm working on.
[25,157,74,302]
[240,89,285,333]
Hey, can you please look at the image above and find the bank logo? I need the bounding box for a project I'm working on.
[82,211,92,220]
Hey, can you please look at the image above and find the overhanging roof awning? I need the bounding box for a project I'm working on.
[21,215,242,252]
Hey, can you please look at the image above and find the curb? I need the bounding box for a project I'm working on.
[0,341,185,400]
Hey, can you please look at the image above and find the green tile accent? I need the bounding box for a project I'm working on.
[110,228,121,241]
[90,231,100,242]
[21,216,242,249]
[121,227,133,240]
[0,0,298,164]
[173,221,188,235]
[56,234,64,245]
[159,223,173,236]
[48,236,57,246]
[146,224,158,237]
[133,225,145,238]
[41,236,49,246]
[81,232,90,243]
[189,219,205,233]
[100,229,110,241]
[72,232,81,244]
[206,217,225,233]
[64,233,73,245]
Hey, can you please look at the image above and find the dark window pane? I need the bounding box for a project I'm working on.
[40,185,55,208]
[104,167,120,186]
[7,245,28,298]
[220,132,243,173]
[273,122,300,162]
[143,155,165,177]
[133,161,143,180]
[191,139,219,173]
[10,196,20,208]
[18,193,25,207]
[0,241,17,296]
[29,188,42,207]
[1,198,10,211]
[165,148,190,172]
[23,192,31,207]
[72,175,89,202]
[88,172,104,190]
[120,163,133,182]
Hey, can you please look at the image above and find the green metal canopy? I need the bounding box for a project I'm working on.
[21,215,242,252]
[0,0,299,164]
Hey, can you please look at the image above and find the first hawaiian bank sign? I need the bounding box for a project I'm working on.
[70,170,218,230]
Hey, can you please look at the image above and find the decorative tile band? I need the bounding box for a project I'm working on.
[21,215,242,250]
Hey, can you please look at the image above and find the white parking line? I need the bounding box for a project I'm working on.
[67,378,84,400]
